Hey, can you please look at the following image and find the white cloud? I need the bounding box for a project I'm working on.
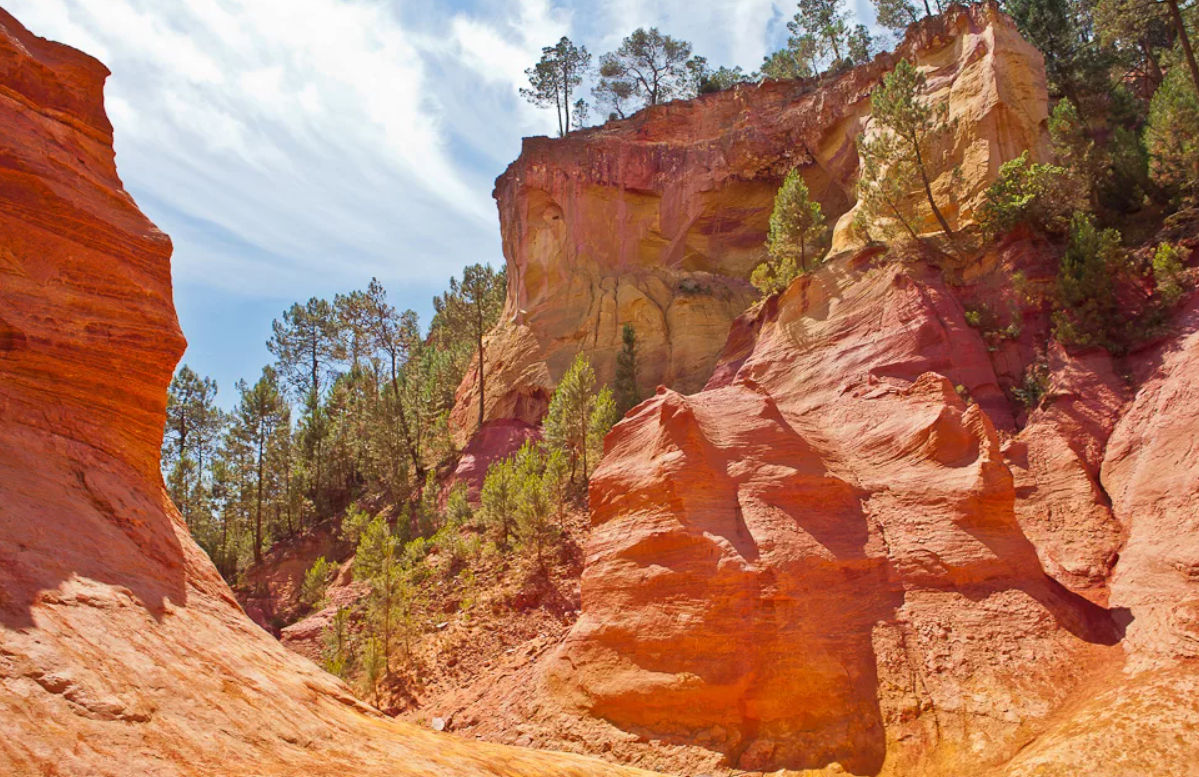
[5,0,885,396]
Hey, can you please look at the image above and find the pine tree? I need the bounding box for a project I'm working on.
[163,365,221,527]
[859,59,956,241]
[614,324,641,415]
[480,458,519,546]
[521,37,592,136]
[434,264,506,433]
[233,365,288,564]
[355,513,411,672]
[595,28,702,115]
[543,353,598,483]
[755,169,827,295]
[794,0,850,70]
[1147,69,1199,203]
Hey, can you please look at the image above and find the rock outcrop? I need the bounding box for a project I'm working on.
[544,233,1199,773]
[451,1,1050,442]
[0,9,650,776]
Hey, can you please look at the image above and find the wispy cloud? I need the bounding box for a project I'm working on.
[8,0,881,397]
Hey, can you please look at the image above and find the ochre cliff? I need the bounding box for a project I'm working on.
[451,1,1050,442]
[537,240,1199,775]
[0,10,650,776]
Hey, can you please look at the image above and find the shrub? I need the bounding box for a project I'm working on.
[444,483,472,527]
[977,151,1084,238]
[301,556,333,608]
[341,505,372,545]
[1052,213,1128,350]
[1011,361,1050,410]
[1147,70,1199,204]
[1153,242,1188,308]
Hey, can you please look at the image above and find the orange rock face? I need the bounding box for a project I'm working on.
[451,2,1050,442]
[548,245,1199,774]
[0,10,650,777]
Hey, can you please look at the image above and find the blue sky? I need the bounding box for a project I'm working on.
[12,0,881,406]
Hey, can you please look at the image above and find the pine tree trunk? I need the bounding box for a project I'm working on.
[913,144,954,239]
[476,313,486,432]
[1167,0,1199,98]
[254,436,265,564]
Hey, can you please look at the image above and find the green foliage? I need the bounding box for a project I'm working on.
[793,0,851,70]
[594,28,702,118]
[416,470,441,538]
[480,457,519,546]
[341,505,373,545]
[162,365,223,534]
[359,636,384,705]
[589,387,619,469]
[755,169,827,295]
[321,607,353,678]
[854,131,923,242]
[521,37,592,136]
[1147,69,1199,204]
[871,0,930,34]
[1011,361,1051,410]
[759,37,818,80]
[978,151,1084,238]
[1104,126,1153,212]
[543,353,612,483]
[433,263,507,431]
[690,60,750,94]
[1153,242,1188,308]
[355,512,415,673]
[1048,100,1105,205]
[444,483,472,527]
[1053,214,1128,350]
[614,323,641,416]
[301,556,333,608]
[515,458,558,572]
[857,59,956,241]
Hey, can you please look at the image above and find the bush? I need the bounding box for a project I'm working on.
[1053,213,1128,350]
[1153,242,1188,308]
[444,483,472,527]
[1147,70,1199,204]
[341,505,372,545]
[1011,361,1050,410]
[977,151,1085,238]
[301,556,333,608]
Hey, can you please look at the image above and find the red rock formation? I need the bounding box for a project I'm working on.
[451,418,543,498]
[451,1,1050,443]
[0,9,650,776]
[550,252,1132,774]
[531,229,1199,774]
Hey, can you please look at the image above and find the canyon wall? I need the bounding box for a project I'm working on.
[0,9,649,776]
[451,1,1050,442]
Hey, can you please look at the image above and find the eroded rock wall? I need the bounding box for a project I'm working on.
[544,240,1199,775]
[451,1,1050,442]
[0,9,650,776]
